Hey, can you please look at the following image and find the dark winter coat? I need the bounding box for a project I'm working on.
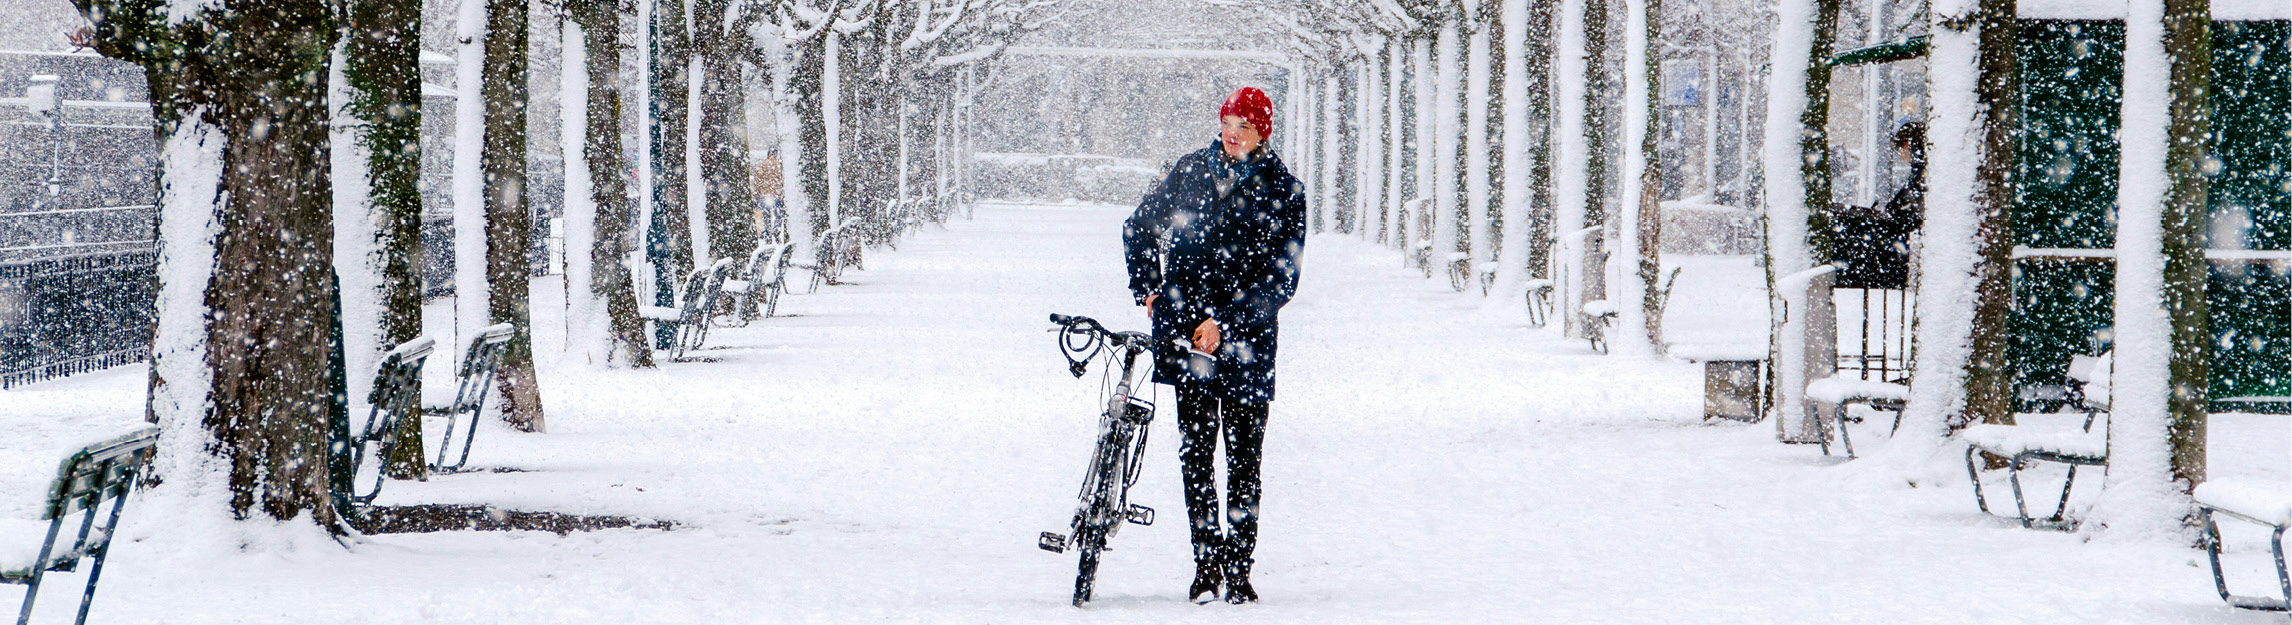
[1830,160,1923,289]
[1123,141,1308,404]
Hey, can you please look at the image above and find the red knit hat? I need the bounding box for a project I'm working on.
[1219,87,1274,139]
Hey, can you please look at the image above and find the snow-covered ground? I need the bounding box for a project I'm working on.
[3,201,2287,623]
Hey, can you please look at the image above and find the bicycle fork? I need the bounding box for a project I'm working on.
[1040,346,1158,554]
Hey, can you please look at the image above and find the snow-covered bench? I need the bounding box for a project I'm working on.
[1523,279,1554,327]
[640,259,735,362]
[428,323,514,472]
[1804,376,1908,459]
[2,427,157,625]
[1963,351,2110,529]
[1581,299,1617,354]
[721,241,796,323]
[337,336,434,508]
[2195,480,2292,613]
[802,220,860,292]
[1444,251,1472,292]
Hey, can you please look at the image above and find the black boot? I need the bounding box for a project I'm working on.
[1221,556,1256,604]
[1188,557,1223,604]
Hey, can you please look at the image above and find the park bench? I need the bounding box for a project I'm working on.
[1962,351,2111,529]
[803,220,860,292]
[429,323,515,472]
[720,241,796,323]
[639,259,735,362]
[1581,299,1616,354]
[1804,375,1908,458]
[335,336,434,507]
[2,427,158,625]
[1523,279,1554,327]
[1444,252,1471,292]
[1401,198,1433,277]
[2195,480,2292,615]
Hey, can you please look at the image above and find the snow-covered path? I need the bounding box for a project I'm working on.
[9,202,2281,624]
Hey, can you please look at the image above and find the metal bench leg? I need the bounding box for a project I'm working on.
[2274,525,2291,619]
[2206,508,2236,604]
[1814,409,1832,456]
[1835,404,1856,459]
[16,517,65,625]
[1966,446,1994,515]
[2051,465,2080,523]
[73,492,133,625]
[2005,456,2034,529]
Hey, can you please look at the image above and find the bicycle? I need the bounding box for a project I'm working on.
[1036,313,1158,607]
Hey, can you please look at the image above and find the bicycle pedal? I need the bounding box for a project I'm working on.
[1038,532,1067,553]
[1126,505,1154,526]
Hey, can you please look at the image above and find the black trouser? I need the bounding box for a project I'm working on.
[1175,381,1268,569]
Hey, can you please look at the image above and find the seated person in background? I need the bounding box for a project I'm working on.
[1831,121,1925,289]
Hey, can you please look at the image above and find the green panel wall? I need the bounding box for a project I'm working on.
[2206,20,2292,401]
[2006,19,2292,409]
[2010,21,2123,401]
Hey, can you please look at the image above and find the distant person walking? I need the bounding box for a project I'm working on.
[1122,86,1306,605]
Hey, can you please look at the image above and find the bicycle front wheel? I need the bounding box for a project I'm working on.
[1071,525,1105,606]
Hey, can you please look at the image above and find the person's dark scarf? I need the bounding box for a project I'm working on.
[1212,145,1269,199]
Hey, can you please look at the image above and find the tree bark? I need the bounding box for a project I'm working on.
[75,0,348,529]
[569,0,653,368]
[343,0,430,478]
[694,0,757,263]
[2160,0,2210,485]
[484,0,546,432]
[651,0,694,308]
[797,33,831,241]
[1526,0,1556,280]
[1961,0,2019,427]
[1581,0,1612,304]
[1635,0,1665,348]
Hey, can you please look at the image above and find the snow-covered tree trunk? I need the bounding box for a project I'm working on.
[1412,38,1436,258]
[1492,0,1535,311]
[564,0,652,369]
[76,0,350,530]
[1880,1,1985,472]
[1434,23,1463,281]
[1957,0,2020,430]
[1308,74,1321,228]
[482,0,547,432]
[1357,55,1384,242]
[767,32,810,246]
[1760,0,1840,441]
[695,0,756,263]
[1465,26,1494,291]
[651,0,695,291]
[1554,0,1593,337]
[825,30,843,227]
[685,54,710,270]
[1386,37,1407,247]
[1613,0,1663,355]
[1525,0,1556,280]
[1321,72,1342,235]
[2090,0,2210,536]
[898,93,911,221]
[1584,0,1614,311]
[338,0,428,477]
[562,13,600,364]
[454,0,491,346]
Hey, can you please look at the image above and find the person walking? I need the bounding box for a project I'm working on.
[1122,86,1306,605]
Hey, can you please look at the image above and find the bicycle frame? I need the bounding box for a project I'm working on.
[1038,314,1159,606]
